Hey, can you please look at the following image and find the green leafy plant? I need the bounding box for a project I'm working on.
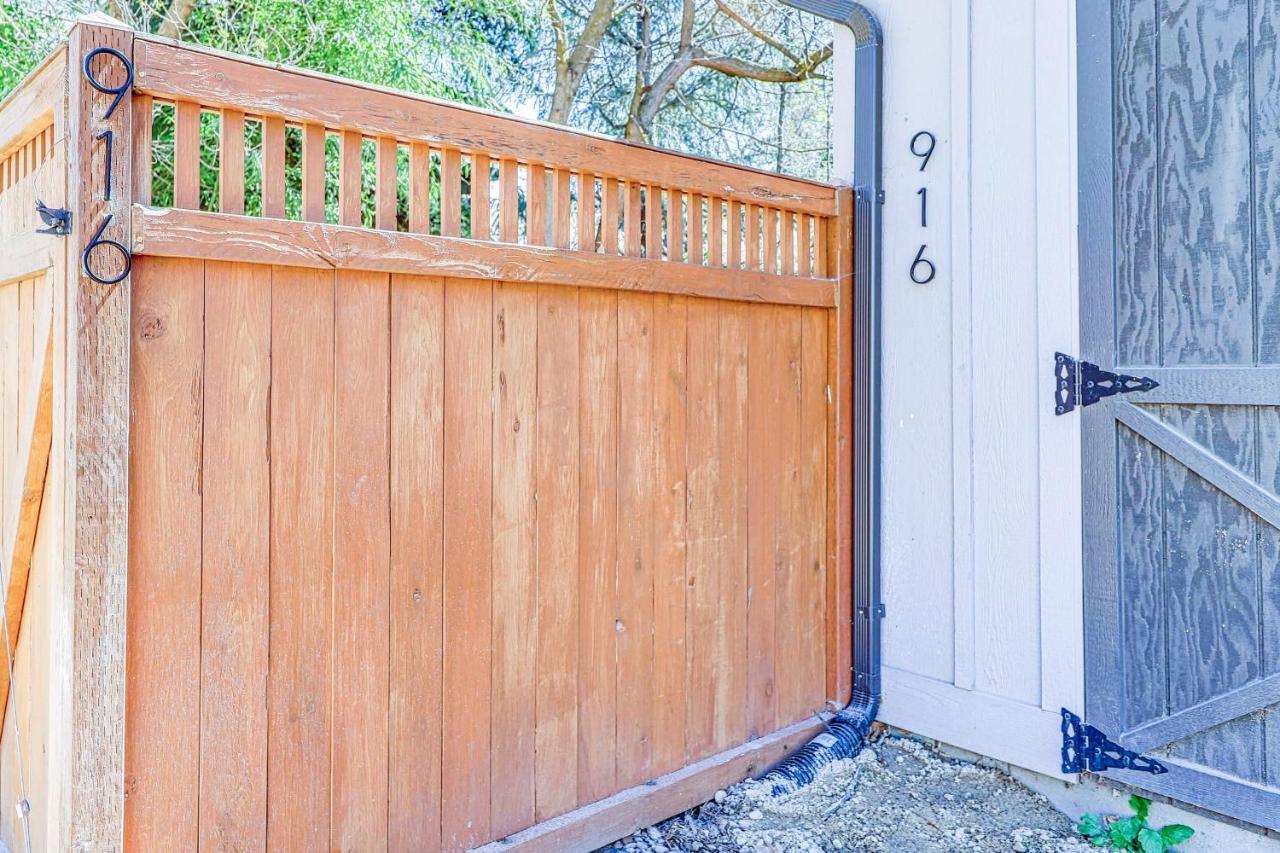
[1077,795,1195,852]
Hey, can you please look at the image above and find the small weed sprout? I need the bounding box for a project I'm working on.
[1077,795,1195,851]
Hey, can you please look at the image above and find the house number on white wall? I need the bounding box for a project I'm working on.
[909,130,936,285]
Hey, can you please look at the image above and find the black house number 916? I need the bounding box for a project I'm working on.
[81,46,133,285]
[909,130,937,285]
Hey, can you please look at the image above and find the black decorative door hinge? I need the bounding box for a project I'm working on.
[1060,708,1167,775]
[1054,353,1158,415]
[34,200,71,236]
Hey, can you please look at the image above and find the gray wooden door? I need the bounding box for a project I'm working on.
[1079,0,1280,829]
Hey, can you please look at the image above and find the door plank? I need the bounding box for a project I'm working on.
[200,260,269,851]
[125,256,203,851]
[332,269,391,850]
[492,280,538,837]
[650,294,688,776]
[442,277,494,850]
[389,274,445,851]
[267,265,335,851]
[616,293,655,786]
[534,284,580,821]
[578,288,619,803]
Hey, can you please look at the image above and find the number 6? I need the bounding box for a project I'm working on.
[910,244,936,284]
[82,214,131,285]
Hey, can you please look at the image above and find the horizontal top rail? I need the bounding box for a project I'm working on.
[132,35,839,218]
[0,47,64,165]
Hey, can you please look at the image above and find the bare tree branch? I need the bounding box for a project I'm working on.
[548,0,618,123]
[713,0,801,64]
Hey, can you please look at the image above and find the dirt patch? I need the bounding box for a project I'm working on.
[600,736,1097,852]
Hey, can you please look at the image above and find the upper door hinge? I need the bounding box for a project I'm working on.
[1060,708,1167,775]
[1054,353,1159,416]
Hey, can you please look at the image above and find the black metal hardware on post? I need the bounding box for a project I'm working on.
[1053,353,1159,415]
[82,46,134,121]
[1061,708,1167,776]
[34,200,71,236]
[82,213,131,285]
[80,45,134,285]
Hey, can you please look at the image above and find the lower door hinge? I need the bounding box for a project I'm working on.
[1060,708,1167,775]
[1054,353,1159,416]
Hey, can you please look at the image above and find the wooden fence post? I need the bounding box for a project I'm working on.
[64,15,134,850]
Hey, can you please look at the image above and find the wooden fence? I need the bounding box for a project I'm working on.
[0,17,855,853]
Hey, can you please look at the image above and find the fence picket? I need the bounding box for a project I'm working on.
[220,108,244,215]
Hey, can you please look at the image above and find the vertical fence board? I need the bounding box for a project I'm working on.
[578,289,619,803]
[332,270,391,851]
[302,123,326,222]
[616,293,655,788]
[442,277,494,849]
[603,177,620,255]
[534,284,581,821]
[133,94,152,204]
[800,308,829,714]
[389,274,445,851]
[716,304,749,748]
[764,209,779,276]
[220,108,244,214]
[651,294,688,775]
[340,130,362,227]
[262,116,286,218]
[708,199,723,268]
[772,308,806,726]
[646,185,663,260]
[500,159,519,244]
[746,206,761,272]
[685,298,720,759]
[267,265,335,851]
[472,153,491,240]
[124,256,203,851]
[409,142,430,233]
[578,174,597,253]
[626,183,642,258]
[527,163,546,247]
[747,305,780,738]
[728,201,743,270]
[491,281,538,837]
[199,260,269,851]
[670,191,686,264]
[174,101,200,209]
[375,138,398,231]
[552,168,571,250]
[441,148,462,238]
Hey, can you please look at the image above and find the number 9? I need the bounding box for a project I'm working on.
[910,130,936,172]
[82,46,134,121]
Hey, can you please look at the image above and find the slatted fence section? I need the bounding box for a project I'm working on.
[117,35,853,853]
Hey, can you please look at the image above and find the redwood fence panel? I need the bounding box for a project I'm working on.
[0,19,855,853]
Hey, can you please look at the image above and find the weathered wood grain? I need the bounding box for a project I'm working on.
[492,280,538,837]
[650,293,688,777]
[124,256,203,851]
[389,273,445,851]
[332,269,391,850]
[578,289,619,803]
[442,277,494,849]
[267,265,335,850]
[534,284,580,821]
[199,260,269,850]
[616,293,655,787]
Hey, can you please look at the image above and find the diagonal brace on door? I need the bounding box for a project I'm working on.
[0,311,55,733]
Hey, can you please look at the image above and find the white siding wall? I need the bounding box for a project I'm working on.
[834,0,1083,777]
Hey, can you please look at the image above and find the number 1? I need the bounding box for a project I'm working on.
[917,187,927,228]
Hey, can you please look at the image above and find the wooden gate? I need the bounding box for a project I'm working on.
[1080,0,1280,830]
[0,17,855,852]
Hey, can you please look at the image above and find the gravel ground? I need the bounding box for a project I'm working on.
[600,734,1098,853]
